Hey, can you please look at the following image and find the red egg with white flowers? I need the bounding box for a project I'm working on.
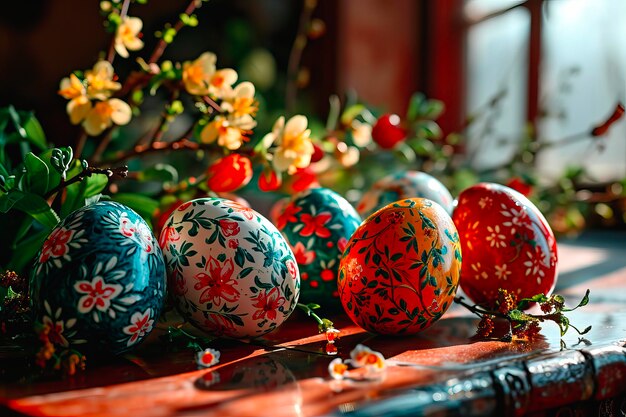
[452,183,557,308]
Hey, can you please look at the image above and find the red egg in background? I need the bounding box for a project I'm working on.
[452,182,558,309]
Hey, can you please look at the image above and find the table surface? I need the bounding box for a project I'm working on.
[1,230,626,417]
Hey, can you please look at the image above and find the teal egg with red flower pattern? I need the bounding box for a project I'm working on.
[30,201,166,355]
[160,198,300,338]
[277,188,362,307]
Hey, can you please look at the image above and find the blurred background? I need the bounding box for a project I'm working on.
[0,0,625,228]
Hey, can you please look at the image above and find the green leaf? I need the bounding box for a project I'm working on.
[50,147,73,178]
[7,228,49,274]
[409,137,436,156]
[0,189,26,213]
[518,293,549,310]
[423,99,444,120]
[111,193,159,227]
[559,315,570,337]
[21,113,47,150]
[406,93,425,121]
[84,173,109,198]
[340,104,366,126]
[393,142,416,163]
[12,215,35,247]
[7,106,27,139]
[563,289,590,312]
[508,309,531,322]
[576,289,590,308]
[23,152,49,194]
[415,120,442,140]
[36,148,63,191]
[138,164,179,183]
[13,193,60,230]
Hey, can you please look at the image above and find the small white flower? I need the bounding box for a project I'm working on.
[328,358,348,380]
[486,225,507,248]
[196,348,221,368]
[494,264,511,280]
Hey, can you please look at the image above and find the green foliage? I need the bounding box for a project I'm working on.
[0,107,125,275]
[455,289,592,341]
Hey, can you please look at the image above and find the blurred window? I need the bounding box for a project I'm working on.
[464,0,626,182]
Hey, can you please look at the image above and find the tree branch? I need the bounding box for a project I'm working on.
[44,165,129,199]
[148,0,203,65]
[285,0,318,114]
[106,0,132,64]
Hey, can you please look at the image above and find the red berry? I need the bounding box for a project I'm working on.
[506,177,533,197]
[289,167,319,192]
[372,114,407,149]
[311,143,325,163]
[258,169,282,191]
[206,154,252,193]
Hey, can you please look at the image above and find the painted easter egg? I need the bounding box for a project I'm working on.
[269,196,290,226]
[356,171,454,218]
[338,198,461,335]
[452,182,558,308]
[277,188,362,307]
[30,201,166,354]
[160,198,300,338]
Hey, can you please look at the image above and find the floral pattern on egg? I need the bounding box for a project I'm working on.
[452,182,558,308]
[357,171,454,218]
[160,198,300,338]
[30,201,166,354]
[338,198,461,335]
[277,188,362,307]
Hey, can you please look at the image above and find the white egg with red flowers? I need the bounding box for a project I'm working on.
[159,198,300,338]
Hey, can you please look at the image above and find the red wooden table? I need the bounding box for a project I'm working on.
[1,231,625,417]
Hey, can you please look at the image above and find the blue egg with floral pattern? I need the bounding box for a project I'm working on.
[30,201,166,355]
[277,187,362,307]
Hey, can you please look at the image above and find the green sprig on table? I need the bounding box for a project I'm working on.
[455,288,591,341]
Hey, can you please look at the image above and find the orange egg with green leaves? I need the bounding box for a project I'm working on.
[338,198,461,335]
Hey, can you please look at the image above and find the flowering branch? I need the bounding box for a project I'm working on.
[106,0,132,63]
[454,288,592,341]
[102,137,211,164]
[148,0,204,65]
[285,0,318,113]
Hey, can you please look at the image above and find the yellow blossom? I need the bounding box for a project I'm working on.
[351,120,372,147]
[115,17,144,58]
[85,61,121,100]
[58,73,85,100]
[263,115,314,174]
[82,98,131,136]
[208,68,238,99]
[182,52,216,96]
[67,96,92,125]
[221,82,257,119]
[200,115,254,150]
[59,74,92,124]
